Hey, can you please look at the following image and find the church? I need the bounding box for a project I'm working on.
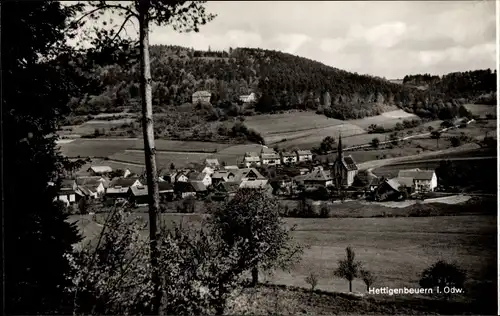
[331,135,359,188]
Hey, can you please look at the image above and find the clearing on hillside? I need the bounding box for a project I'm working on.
[57,138,140,158]
[348,109,418,129]
[463,104,496,117]
[108,150,211,170]
[212,144,265,165]
[130,140,231,153]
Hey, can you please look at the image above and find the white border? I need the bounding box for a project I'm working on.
[497,0,499,314]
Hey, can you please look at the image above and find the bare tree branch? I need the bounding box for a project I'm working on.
[111,13,136,41]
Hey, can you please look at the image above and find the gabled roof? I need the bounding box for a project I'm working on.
[398,168,421,178]
[158,182,174,192]
[261,152,280,159]
[304,169,332,182]
[61,179,75,189]
[88,166,112,173]
[385,179,402,191]
[281,151,296,157]
[76,176,105,186]
[342,155,358,171]
[240,179,269,189]
[297,150,312,155]
[130,185,148,197]
[217,182,240,193]
[190,181,207,192]
[397,168,435,181]
[174,181,196,193]
[393,177,413,188]
[245,151,259,157]
[188,171,207,181]
[237,168,264,180]
[109,177,141,188]
[414,170,435,181]
[58,189,75,195]
[224,165,239,170]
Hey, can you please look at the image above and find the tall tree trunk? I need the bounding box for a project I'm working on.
[251,266,259,287]
[138,2,161,314]
[349,280,352,292]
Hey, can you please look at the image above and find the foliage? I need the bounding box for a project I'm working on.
[3,1,90,314]
[360,269,375,291]
[370,137,380,149]
[211,189,303,286]
[304,273,319,292]
[449,136,461,147]
[334,246,362,292]
[314,136,337,154]
[419,260,466,296]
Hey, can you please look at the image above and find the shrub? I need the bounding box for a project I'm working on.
[305,273,319,292]
[419,260,466,297]
[319,204,330,218]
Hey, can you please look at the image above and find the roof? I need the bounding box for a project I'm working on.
[158,182,174,192]
[224,165,239,170]
[109,177,141,188]
[393,177,414,188]
[188,171,207,181]
[61,179,75,189]
[205,158,220,166]
[58,189,75,195]
[342,155,358,171]
[237,168,264,180]
[261,153,280,159]
[130,185,148,196]
[414,170,435,181]
[398,168,421,178]
[245,151,259,157]
[76,176,104,186]
[217,182,240,193]
[281,151,296,157]
[240,179,269,189]
[190,181,207,192]
[174,182,196,193]
[89,166,112,173]
[244,155,261,162]
[192,90,211,97]
[385,179,402,191]
[304,169,332,182]
[297,150,312,155]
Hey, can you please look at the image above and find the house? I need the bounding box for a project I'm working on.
[192,90,211,104]
[303,168,333,188]
[190,181,207,196]
[234,168,265,183]
[123,168,131,178]
[87,166,112,176]
[128,185,149,206]
[331,135,358,187]
[161,172,177,183]
[211,170,239,185]
[243,152,261,167]
[397,168,437,193]
[106,177,142,198]
[296,150,313,162]
[281,151,297,164]
[174,182,197,198]
[239,178,269,189]
[299,168,309,175]
[61,179,77,190]
[224,165,239,170]
[76,177,107,197]
[260,148,281,166]
[188,171,212,187]
[204,158,220,169]
[239,92,257,103]
[270,175,293,195]
[215,182,240,197]
[174,171,189,183]
[201,166,215,176]
[374,179,404,201]
[55,189,76,206]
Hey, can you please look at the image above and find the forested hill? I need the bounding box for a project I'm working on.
[69,45,497,120]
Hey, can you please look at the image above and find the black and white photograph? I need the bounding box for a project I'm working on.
[3,0,498,315]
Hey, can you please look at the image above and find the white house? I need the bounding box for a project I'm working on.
[201,166,215,176]
[188,171,212,187]
[280,151,297,164]
[296,150,313,162]
[106,177,142,197]
[55,189,76,206]
[239,92,257,103]
[398,169,438,193]
[260,148,280,166]
[243,152,261,167]
[204,158,220,169]
[76,177,107,196]
[192,90,211,104]
[174,171,189,183]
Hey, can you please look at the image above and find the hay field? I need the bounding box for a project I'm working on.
[213,144,264,165]
[130,140,231,153]
[57,138,140,157]
[348,110,418,129]
[71,214,496,297]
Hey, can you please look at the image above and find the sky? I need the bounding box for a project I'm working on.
[74,1,498,79]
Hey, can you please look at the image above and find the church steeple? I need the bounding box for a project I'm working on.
[337,133,343,159]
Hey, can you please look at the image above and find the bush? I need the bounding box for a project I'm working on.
[305,273,319,292]
[419,260,466,296]
[319,204,330,218]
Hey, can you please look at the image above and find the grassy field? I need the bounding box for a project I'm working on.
[212,143,264,165]
[130,139,232,153]
[70,213,497,306]
[463,103,497,117]
[109,150,211,169]
[348,110,418,129]
[57,139,141,157]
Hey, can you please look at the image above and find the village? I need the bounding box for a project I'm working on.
[54,135,441,211]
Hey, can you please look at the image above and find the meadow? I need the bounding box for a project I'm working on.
[348,109,418,129]
[57,138,141,158]
[129,139,232,153]
[463,103,497,117]
[109,150,211,170]
[70,213,497,304]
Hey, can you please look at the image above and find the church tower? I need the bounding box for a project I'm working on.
[334,134,344,192]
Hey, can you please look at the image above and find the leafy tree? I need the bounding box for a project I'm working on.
[3,1,89,314]
[334,246,362,292]
[319,136,336,153]
[419,260,466,298]
[427,126,434,132]
[305,272,319,292]
[431,131,442,148]
[450,136,461,147]
[370,137,380,149]
[78,2,216,312]
[211,189,303,287]
[360,269,375,291]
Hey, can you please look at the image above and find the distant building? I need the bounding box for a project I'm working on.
[280,151,297,164]
[106,177,142,198]
[260,148,280,165]
[175,182,197,199]
[54,189,76,206]
[243,152,261,167]
[331,135,358,187]
[303,168,333,188]
[239,92,257,103]
[204,158,220,169]
[397,168,437,193]
[188,171,212,187]
[192,90,212,104]
[296,150,313,162]
[88,166,112,176]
